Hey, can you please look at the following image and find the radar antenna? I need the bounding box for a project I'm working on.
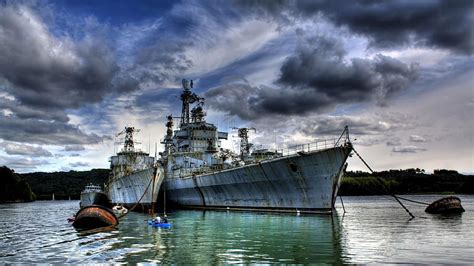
[232,127,256,160]
[161,115,174,155]
[180,79,202,125]
[116,126,140,152]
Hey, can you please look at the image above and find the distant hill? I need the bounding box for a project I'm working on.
[0,166,35,203]
[21,169,110,200]
[13,167,474,201]
[340,168,474,195]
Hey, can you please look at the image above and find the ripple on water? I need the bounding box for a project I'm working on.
[1,197,474,263]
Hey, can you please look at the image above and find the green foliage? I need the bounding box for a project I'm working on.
[340,176,399,195]
[20,169,110,200]
[0,166,36,202]
[340,169,473,195]
[6,167,472,199]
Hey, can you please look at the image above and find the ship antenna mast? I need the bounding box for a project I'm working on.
[233,127,256,160]
[116,126,140,152]
[161,115,174,155]
[180,79,201,125]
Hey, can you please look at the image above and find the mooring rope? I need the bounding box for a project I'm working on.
[150,167,157,217]
[351,147,416,219]
[117,171,156,219]
[395,195,430,206]
[339,196,346,213]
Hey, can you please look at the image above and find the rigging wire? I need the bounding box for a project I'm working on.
[351,147,417,219]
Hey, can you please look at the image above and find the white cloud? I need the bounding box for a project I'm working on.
[409,135,427,143]
[1,142,53,157]
[377,48,450,68]
[392,145,427,153]
[185,19,280,75]
[0,155,49,172]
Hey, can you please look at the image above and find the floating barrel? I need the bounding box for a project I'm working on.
[425,196,465,214]
[72,205,119,229]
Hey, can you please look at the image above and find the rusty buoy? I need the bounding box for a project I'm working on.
[72,205,119,229]
[425,196,465,214]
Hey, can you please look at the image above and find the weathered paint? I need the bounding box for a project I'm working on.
[72,205,119,229]
[80,191,111,208]
[106,167,163,206]
[425,196,465,214]
[165,145,351,213]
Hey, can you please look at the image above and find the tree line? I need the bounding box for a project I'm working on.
[20,168,110,200]
[1,166,472,203]
[339,168,474,195]
[0,166,35,202]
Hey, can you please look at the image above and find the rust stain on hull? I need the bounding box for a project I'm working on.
[72,205,119,229]
[425,196,465,214]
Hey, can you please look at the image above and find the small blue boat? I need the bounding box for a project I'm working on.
[148,220,172,228]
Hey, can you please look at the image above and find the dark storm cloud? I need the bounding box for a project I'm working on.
[0,97,69,122]
[386,139,402,146]
[278,35,419,104]
[409,135,428,143]
[127,1,238,87]
[294,113,416,141]
[235,113,412,148]
[64,145,86,151]
[204,83,267,120]
[1,142,53,157]
[236,0,474,54]
[0,5,136,109]
[0,115,103,145]
[205,35,418,120]
[135,41,193,86]
[392,146,427,153]
[0,155,49,172]
[69,162,89,167]
[0,5,136,145]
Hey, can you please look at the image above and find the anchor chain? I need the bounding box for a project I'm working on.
[352,147,416,219]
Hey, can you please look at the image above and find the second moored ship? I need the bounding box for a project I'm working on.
[105,127,164,211]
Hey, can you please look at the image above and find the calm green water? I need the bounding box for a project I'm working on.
[1,195,473,263]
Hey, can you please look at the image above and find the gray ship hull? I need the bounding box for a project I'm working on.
[106,167,164,211]
[80,191,110,208]
[164,145,351,214]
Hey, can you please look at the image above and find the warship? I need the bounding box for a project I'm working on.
[158,79,352,214]
[79,183,110,208]
[105,127,164,211]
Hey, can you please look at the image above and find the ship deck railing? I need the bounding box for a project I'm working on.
[268,125,351,158]
[170,126,351,179]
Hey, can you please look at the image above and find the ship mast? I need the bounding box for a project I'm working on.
[233,127,256,160]
[161,115,174,155]
[179,79,201,125]
[116,127,140,152]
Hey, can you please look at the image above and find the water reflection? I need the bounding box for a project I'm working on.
[1,197,473,263]
[121,210,347,264]
[336,195,472,264]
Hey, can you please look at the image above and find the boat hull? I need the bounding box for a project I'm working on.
[106,167,164,212]
[72,205,119,229]
[165,145,351,214]
[80,191,111,208]
[425,196,465,214]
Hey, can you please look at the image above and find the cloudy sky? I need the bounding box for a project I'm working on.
[0,0,472,173]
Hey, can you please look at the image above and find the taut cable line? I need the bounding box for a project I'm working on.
[351,147,416,219]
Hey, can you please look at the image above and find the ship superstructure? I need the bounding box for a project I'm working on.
[106,127,164,211]
[159,79,352,214]
[80,183,110,208]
